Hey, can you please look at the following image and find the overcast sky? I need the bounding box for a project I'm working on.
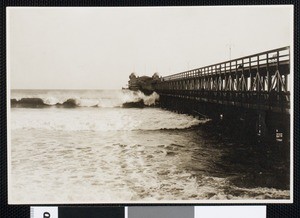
[7,6,293,90]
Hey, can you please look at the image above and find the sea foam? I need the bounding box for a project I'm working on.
[11,107,205,131]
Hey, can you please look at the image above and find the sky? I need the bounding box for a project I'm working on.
[7,6,293,90]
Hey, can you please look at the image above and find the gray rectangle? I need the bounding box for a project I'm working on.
[128,206,194,218]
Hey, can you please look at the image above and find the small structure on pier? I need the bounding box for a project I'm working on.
[128,72,161,95]
[128,72,139,91]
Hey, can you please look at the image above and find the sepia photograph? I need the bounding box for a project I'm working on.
[7,6,293,204]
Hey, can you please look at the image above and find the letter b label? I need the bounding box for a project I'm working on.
[30,207,58,218]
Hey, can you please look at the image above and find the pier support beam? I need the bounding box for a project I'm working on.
[257,110,267,139]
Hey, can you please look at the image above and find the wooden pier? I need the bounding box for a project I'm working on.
[154,46,291,142]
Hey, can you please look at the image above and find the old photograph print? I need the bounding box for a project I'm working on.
[7,6,293,203]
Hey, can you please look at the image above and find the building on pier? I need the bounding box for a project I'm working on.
[128,72,161,95]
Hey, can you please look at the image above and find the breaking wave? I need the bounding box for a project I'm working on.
[10,89,206,132]
[11,90,160,108]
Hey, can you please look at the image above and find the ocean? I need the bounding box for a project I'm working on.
[9,89,290,203]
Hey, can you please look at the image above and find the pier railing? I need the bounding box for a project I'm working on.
[155,46,290,113]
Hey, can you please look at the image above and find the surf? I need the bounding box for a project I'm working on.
[10,90,160,108]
